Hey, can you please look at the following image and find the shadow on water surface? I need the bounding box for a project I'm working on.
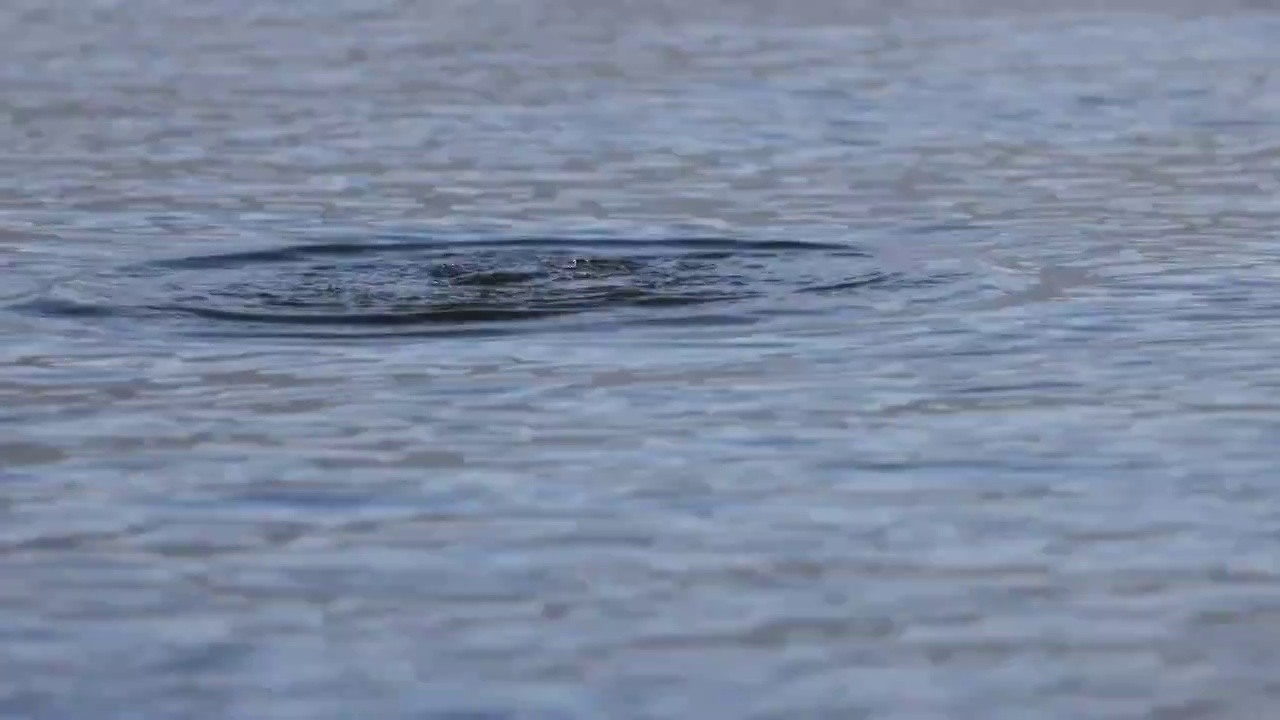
[13,235,953,340]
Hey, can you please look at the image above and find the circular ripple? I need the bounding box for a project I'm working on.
[16,236,945,339]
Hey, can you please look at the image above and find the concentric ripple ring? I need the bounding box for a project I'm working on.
[13,235,946,339]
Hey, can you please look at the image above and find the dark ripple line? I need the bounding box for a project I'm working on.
[180,309,764,341]
[147,290,750,326]
[148,304,570,325]
[148,236,866,270]
[797,271,901,294]
[16,298,120,318]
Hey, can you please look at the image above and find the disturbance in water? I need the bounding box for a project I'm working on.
[13,235,948,339]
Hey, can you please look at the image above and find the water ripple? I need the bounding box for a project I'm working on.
[14,235,949,339]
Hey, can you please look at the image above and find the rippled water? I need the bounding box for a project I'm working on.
[20,235,915,338]
[5,1,1280,718]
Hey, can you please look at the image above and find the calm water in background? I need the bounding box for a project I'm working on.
[4,1,1280,717]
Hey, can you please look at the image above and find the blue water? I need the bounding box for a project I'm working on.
[4,1,1280,718]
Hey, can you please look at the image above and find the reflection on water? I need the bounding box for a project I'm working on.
[4,1,1280,718]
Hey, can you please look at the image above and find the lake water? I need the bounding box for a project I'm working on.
[4,1,1280,718]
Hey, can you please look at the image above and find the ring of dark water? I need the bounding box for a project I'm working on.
[16,236,954,339]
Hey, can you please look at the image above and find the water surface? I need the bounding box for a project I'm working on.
[4,1,1280,718]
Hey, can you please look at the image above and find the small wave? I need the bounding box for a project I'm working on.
[11,235,944,340]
